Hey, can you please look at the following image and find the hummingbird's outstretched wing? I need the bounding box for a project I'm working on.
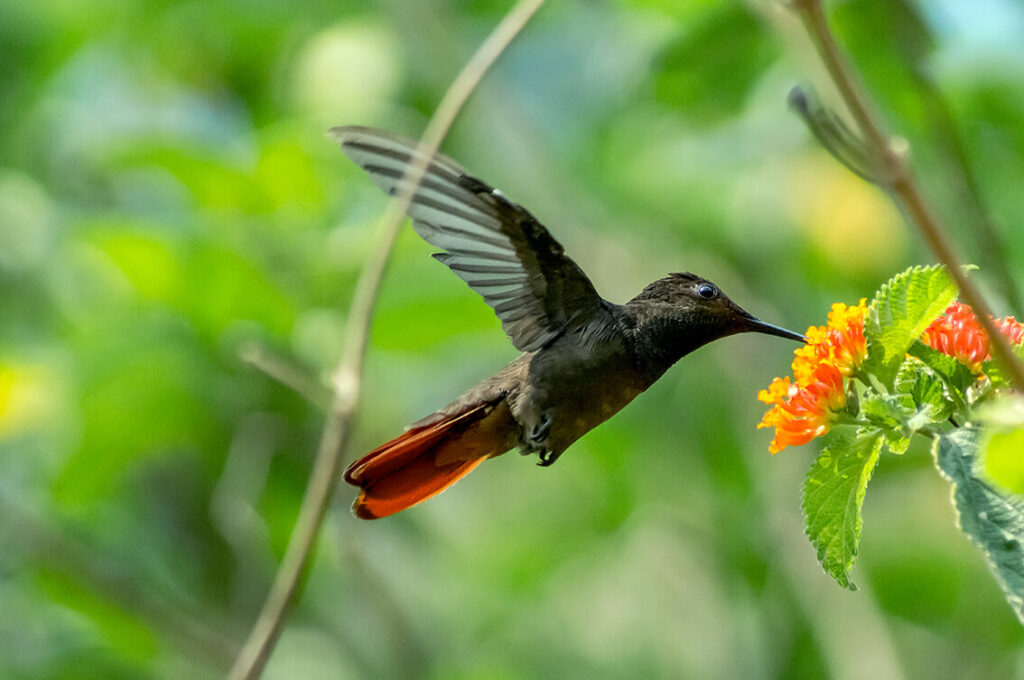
[332,126,609,352]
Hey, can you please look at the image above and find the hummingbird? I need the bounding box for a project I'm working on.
[332,126,805,519]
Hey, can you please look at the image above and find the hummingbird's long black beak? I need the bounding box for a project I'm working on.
[745,317,807,343]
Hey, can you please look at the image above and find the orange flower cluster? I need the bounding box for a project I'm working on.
[922,303,1024,372]
[758,300,868,454]
[997,316,1024,346]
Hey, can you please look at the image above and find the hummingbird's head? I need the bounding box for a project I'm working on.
[629,272,806,344]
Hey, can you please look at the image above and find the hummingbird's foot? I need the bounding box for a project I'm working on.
[537,448,563,467]
[529,413,552,446]
[522,414,558,465]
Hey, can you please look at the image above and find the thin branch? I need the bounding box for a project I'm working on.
[226,2,547,679]
[789,0,1024,391]
[240,341,332,410]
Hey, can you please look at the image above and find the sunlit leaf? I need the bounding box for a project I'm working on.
[802,429,883,590]
[864,264,957,384]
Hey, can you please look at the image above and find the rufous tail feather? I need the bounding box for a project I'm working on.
[344,402,513,519]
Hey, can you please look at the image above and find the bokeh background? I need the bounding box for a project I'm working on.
[2,0,1024,678]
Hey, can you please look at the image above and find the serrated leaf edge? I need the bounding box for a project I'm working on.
[801,432,883,590]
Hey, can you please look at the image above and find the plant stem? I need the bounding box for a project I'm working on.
[239,341,332,410]
[225,2,547,678]
[790,0,1024,391]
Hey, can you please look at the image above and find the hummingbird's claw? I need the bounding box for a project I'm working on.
[529,413,552,444]
[537,448,562,467]
[529,414,560,465]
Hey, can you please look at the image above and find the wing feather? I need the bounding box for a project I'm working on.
[332,126,608,352]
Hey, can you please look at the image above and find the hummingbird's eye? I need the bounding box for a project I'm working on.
[697,283,718,299]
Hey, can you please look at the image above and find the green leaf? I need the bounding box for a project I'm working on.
[894,355,954,423]
[907,340,976,404]
[895,356,950,415]
[802,429,883,590]
[864,265,957,384]
[859,391,911,454]
[861,391,909,429]
[933,429,1024,625]
[862,362,951,453]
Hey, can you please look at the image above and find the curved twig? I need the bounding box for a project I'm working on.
[226,2,547,678]
[240,341,332,411]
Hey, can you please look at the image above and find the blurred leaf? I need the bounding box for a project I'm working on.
[793,158,906,278]
[985,429,1024,496]
[802,428,882,589]
[977,394,1024,496]
[255,134,327,216]
[54,335,219,507]
[833,0,934,66]
[976,393,1024,429]
[181,244,296,339]
[118,145,261,214]
[864,265,957,384]
[653,6,778,124]
[934,429,1024,625]
[0,170,54,272]
[0,360,58,437]
[291,20,401,126]
[90,227,296,340]
[831,0,934,125]
[958,83,1024,162]
[36,568,159,667]
[90,229,181,302]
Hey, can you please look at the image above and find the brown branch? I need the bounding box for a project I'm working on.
[239,341,332,410]
[225,2,547,679]
[790,0,1024,391]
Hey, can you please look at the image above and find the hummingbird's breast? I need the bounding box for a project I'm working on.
[510,324,648,456]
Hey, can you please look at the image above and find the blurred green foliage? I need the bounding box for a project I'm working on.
[1,0,1024,678]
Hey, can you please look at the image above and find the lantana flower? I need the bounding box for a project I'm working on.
[758,300,867,454]
[923,303,1024,372]
[921,302,988,371]
[995,316,1024,347]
